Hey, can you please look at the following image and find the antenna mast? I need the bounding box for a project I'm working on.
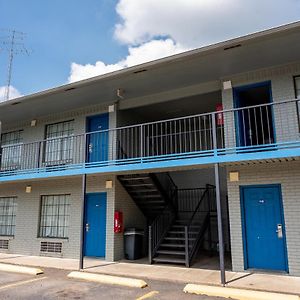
[0,29,30,100]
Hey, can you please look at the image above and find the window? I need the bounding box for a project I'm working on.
[0,197,17,236]
[295,76,300,98]
[39,195,70,238]
[44,120,74,166]
[1,130,23,170]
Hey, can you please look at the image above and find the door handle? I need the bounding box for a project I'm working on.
[85,223,90,232]
[276,224,283,239]
[88,144,93,153]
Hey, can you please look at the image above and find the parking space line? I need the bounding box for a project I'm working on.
[0,276,48,291]
[136,290,159,300]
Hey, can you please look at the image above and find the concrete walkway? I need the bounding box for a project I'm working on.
[0,253,300,295]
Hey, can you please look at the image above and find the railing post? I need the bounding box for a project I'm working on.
[148,225,152,264]
[212,112,218,156]
[83,133,87,166]
[38,140,44,169]
[140,124,144,162]
[0,121,2,169]
[185,226,189,267]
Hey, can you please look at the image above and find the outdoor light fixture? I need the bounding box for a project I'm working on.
[25,185,32,193]
[106,180,113,189]
[223,80,232,90]
[108,104,115,113]
[229,171,239,182]
[31,119,37,127]
[116,88,124,99]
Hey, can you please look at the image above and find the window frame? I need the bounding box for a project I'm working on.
[38,194,70,239]
[0,197,17,237]
[294,75,300,99]
[43,119,75,166]
[0,130,24,171]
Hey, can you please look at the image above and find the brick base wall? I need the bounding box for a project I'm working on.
[227,160,300,276]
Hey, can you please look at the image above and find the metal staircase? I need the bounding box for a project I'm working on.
[118,173,177,221]
[149,184,216,267]
[118,172,216,267]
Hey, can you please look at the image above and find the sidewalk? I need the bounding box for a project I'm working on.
[0,253,300,295]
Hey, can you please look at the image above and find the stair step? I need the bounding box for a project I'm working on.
[119,176,150,181]
[137,200,165,204]
[164,237,196,241]
[156,250,185,255]
[168,231,198,234]
[130,189,158,193]
[133,194,161,198]
[172,225,200,229]
[153,257,186,264]
[175,220,202,224]
[123,183,154,187]
[160,243,192,248]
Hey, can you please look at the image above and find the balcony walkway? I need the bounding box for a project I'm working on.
[1,99,300,182]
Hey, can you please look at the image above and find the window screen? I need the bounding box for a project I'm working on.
[1,130,23,170]
[44,120,74,165]
[39,195,70,238]
[0,197,17,236]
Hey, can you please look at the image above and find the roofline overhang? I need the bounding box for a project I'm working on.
[1,20,300,110]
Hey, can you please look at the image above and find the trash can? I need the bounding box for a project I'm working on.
[124,228,144,260]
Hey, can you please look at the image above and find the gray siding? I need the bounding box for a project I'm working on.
[222,61,300,149]
[227,160,300,276]
[0,174,145,262]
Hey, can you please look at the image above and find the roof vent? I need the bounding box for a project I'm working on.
[64,87,76,92]
[224,44,241,51]
[11,101,21,106]
[133,69,147,74]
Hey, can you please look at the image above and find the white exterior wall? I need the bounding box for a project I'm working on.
[2,102,117,158]
[222,62,300,149]
[227,160,300,276]
[0,174,145,261]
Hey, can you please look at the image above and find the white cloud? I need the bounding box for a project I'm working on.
[115,0,300,47]
[68,0,300,82]
[68,39,187,82]
[0,86,22,102]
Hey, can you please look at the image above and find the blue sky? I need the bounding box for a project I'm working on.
[0,0,127,95]
[0,0,300,100]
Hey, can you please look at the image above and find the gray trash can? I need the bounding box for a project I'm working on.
[124,228,144,260]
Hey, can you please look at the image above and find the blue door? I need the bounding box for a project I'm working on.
[241,185,288,272]
[234,82,275,148]
[84,193,107,257]
[86,114,109,163]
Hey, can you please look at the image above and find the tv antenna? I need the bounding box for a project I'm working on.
[0,29,30,100]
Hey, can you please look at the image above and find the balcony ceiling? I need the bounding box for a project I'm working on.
[1,21,300,126]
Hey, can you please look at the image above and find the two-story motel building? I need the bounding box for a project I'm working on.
[1,21,300,284]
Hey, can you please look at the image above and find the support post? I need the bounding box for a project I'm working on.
[148,225,152,264]
[0,121,2,169]
[214,163,226,286]
[79,173,87,270]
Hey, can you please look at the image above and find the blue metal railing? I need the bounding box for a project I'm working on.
[0,99,299,177]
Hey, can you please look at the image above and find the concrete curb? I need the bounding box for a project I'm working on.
[0,263,43,275]
[67,271,148,288]
[183,284,300,300]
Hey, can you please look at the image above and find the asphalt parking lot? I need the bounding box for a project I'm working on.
[0,268,227,300]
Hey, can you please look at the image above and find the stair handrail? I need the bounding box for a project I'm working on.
[150,172,178,213]
[187,185,211,227]
[185,184,215,267]
[149,205,175,264]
